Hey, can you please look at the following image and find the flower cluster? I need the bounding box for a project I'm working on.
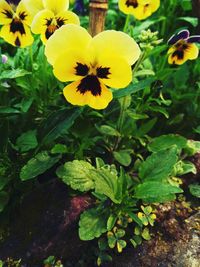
[0,0,79,47]
[45,24,141,109]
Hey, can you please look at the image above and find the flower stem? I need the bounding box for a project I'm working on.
[123,14,131,33]
[114,50,147,150]
[29,46,34,71]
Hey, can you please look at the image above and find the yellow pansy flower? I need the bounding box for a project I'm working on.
[167,30,199,65]
[0,0,33,47]
[118,0,160,20]
[25,0,80,44]
[45,24,141,110]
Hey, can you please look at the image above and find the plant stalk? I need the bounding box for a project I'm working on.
[89,0,108,36]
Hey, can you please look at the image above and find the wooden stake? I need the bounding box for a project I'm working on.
[89,0,108,36]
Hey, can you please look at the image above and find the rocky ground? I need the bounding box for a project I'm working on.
[0,179,199,267]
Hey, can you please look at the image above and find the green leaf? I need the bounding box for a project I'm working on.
[0,69,31,80]
[113,151,132,166]
[107,214,117,231]
[14,98,33,113]
[0,107,20,117]
[136,118,157,137]
[51,144,68,154]
[148,106,169,118]
[148,134,187,152]
[133,16,166,36]
[56,160,95,192]
[108,235,116,248]
[115,229,125,239]
[174,161,196,176]
[79,208,108,240]
[93,168,121,204]
[0,191,9,212]
[139,147,178,182]
[193,126,200,134]
[43,256,56,265]
[20,151,61,181]
[97,125,120,137]
[127,211,143,227]
[134,181,183,203]
[113,78,154,98]
[38,107,82,147]
[126,110,149,120]
[184,140,200,156]
[180,0,192,11]
[142,228,151,241]
[189,184,200,198]
[118,167,128,196]
[117,239,126,252]
[177,17,198,27]
[135,69,155,77]
[16,130,38,153]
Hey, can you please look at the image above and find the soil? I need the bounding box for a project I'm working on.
[0,180,199,267]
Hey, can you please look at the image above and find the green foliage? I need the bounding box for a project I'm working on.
[148,134,187,152]
[113,150,132,166]
[37,107,82,147]
[20,151,61,181]
[139,147,178,182]
[79,207,109,240]
[134,181,183,203]
[189,184,200,198]
[16,130,38,153]
[93,168,121,204]
[43,256,63,267]
[56,160,95,192]
[173,161,197,176]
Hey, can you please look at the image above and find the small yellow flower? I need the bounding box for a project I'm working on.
[167,30,199,65]
[45,24,141,110]
[24,0,79,44]
[0,0,34,47]
[118,0,160,20]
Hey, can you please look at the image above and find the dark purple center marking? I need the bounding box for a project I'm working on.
[75,63,110,96]
[125,0,138,8]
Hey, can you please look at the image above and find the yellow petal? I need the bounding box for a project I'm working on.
[63,80,113,110]
[0,23,33,47]
[31,9,54,34]
[22,0,44,16]
[0,0,13,24]
[56,10,80,25]
[16,1,33,26]
[91,30,141,65]
[43,0,69,14]
[96,55,132,88]
[184,43,199,60]
[53,49,93,82]
[168,43,199,65]
[45,24,92,65]
[32,10,80,44]
[118,0,139,15]
[149,0,160,12]
[119,0,160,20]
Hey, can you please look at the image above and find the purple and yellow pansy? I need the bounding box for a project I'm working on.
[168,30,200,65]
